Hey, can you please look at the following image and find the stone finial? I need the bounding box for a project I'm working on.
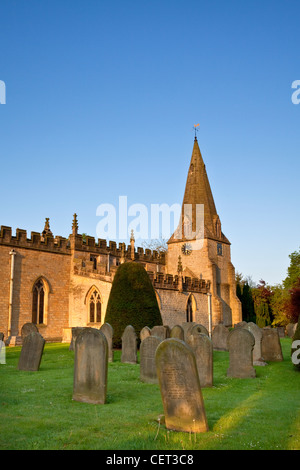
[72,213,78,236]
[130,230,135,260]
[42,218,53,238]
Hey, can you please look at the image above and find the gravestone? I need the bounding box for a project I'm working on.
[243,322,267,366]
[187,333,213,387]
[18,332,45,371]
[0,340,6,364]
[234,321,247,328]
[0,333,4,342]
[286,323,297,338]
[100,323,114,362]
[191,324,209,337]
[151,325,170,341]
[277,326,285,338]
[181,322,197,341]
[155,338,208,433]
[21,323,38,340]
[212,324,229,351]
[73,328,108,405]
[69,327,86,351]
[170,325,184,340]
[227,328,256,378]
[140,326,151,342]
[121,325,138,364]
[140,335,161,384]
[261,328,283,362]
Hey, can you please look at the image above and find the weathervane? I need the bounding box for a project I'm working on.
[193,123,200,138]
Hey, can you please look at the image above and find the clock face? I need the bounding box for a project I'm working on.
[181,243,192,255]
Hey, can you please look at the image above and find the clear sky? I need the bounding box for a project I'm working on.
[0,0,299,286]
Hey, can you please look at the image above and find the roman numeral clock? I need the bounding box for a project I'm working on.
[181,243,192,255]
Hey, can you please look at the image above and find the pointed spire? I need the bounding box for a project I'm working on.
[169,136,229,243]
[130,229,135,260]
[72,213,78,236]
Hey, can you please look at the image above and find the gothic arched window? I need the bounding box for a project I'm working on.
[32,279,46,325]
[88,289,102,323]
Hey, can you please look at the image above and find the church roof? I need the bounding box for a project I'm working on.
[168,137,230,245]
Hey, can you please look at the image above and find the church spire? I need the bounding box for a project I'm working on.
[169,135,229,244]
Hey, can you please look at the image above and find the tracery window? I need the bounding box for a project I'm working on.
[89,289,102,323]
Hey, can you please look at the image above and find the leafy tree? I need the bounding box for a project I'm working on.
[256,302,271,328]
[241,282,256,323]
[286,278,300,323]
[283,248,300,290]
[105,261,162,348]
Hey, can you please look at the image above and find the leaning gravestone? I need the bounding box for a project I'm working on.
[155,338,208,433]
[170,325,184,340]
[21,323,38,340]
[140,335,161,384]
[73,328,108,405]
[227,328,256,378]
[121,325,137,364]
[151,325,170,341]
[212,324,229,351]
[100,323,114,362]
[18,332,45,371]
[140,326,151,342]
[187,333,213,387]
[261,328,283,362]
[243,322,267,366]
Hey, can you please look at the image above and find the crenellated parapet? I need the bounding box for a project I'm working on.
[0,225,70,254]
[147,270,211,293]
[69,233,166,264]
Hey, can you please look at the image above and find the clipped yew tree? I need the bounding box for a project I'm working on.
[105,261,163,348]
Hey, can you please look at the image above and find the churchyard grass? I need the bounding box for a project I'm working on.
[0,338,299,450]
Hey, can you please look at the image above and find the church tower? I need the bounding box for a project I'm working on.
[166,136,242,327]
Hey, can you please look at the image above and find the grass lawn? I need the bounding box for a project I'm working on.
[0,338,299,450]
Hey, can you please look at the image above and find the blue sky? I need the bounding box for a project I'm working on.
[0,0,299,286]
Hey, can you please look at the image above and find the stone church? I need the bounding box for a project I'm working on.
[0,136,242,345]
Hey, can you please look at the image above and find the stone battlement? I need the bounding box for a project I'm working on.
[147,271,211,293]
[0,225,166,263]
[0,226,70,254]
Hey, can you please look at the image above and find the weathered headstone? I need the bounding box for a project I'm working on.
[18,332,45,371]
[73,328,108,405]
[21,323,38,340]
[151,325,170,341]
[181,322,197,341]
[191,324,209,337]
[227,328,256,378]
[261,328,283,362]
[286,323,297,338]
[140,326,151,342]
[234,321,247,328]
[100,323,114,362]
[170,325,184,340]
[121,325,137,364]
[243,322,267,366]
[277,326,285,338]
[69,327,86,351]
[212,324,229,351]
[0,340,6,364]
[187,333,213,387]
[140,335,161,384]
[155,338,208,433]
